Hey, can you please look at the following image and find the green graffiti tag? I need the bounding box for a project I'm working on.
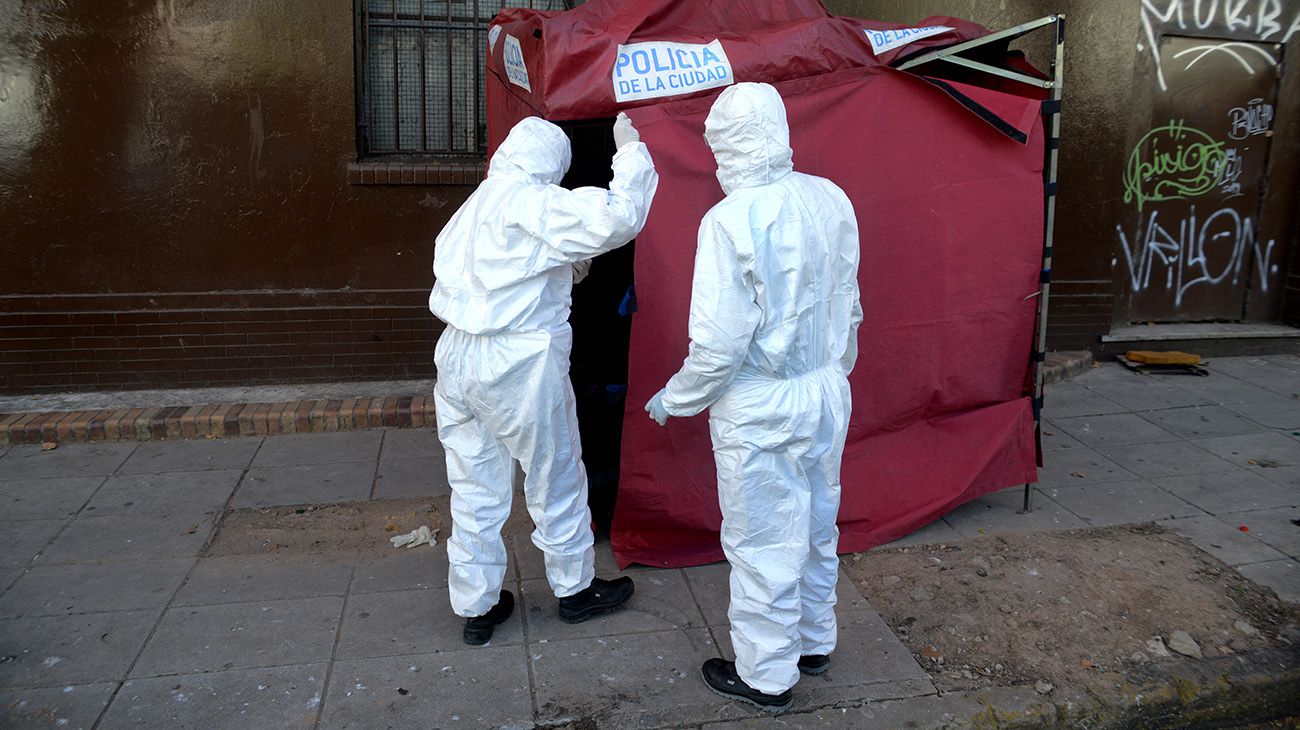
[1123,120,1226,212]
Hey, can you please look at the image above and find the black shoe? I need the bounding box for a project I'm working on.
[798,654,830,676]
[700,658,793,712]
[462,590,514,646]
[557,576,634,623]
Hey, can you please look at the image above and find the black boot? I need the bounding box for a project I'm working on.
[557,576,634,623]
[700,658,793,712]
[462,590,514,646]
[797,654,830,676]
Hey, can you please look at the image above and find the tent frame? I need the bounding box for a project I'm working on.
[900,15,1065,514]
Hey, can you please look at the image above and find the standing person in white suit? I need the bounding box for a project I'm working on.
[431,114,658,645]
[645,82,861,712]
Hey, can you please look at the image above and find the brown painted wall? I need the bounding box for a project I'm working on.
[0,0,471,393]
[829,0,1300,348]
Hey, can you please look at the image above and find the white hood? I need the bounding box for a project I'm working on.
[704,83,795,194]
[487,116,572,185]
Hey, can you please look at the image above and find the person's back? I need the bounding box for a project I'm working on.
[707,171,859,382]
[431,116,655,337]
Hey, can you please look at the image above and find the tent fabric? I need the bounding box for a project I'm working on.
[614,65,1042,568]
[480,0,1046,569]
[485,0,991,139]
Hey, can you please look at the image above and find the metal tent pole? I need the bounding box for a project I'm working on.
[1023,15,1065,514]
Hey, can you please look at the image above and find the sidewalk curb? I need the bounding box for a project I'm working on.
[0,351,1088,446]
[0,395,437,445]
[761,646,1300,729]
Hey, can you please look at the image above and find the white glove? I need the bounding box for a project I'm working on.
[645,388,670,426]
[572,258,592,285]
[612,112,640,149]
[390,525,437,549]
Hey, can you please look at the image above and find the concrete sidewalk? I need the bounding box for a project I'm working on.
[1,355,1297,728]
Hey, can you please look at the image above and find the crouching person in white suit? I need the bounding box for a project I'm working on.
[645,83,861,711]
[430,114,658,645]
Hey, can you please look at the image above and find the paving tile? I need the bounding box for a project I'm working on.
[1261,355,1300,372]
[1230,366,1300,397]
[942,487,1087,537]
[1158,516,1287,567]
[1235,559,1300,604]
[336,585,522,659]
[372,456,450,500]
[1224,397,1300,430]
[0,443,137,480]
[712,608,935,711]
[1083,379,1211,411]
[1152,469,1298,514]
[1046,480,1203,526]
[0,519,68,569]
[377,428,443,462]
[1214,505,1300,558]
[82,469,240,518]
[1038,384,1127,419]
[682,562,870,627]
[41,513,216,563]
[1096,440,1239,479]
[351,542,450,594]
[116,438,260,475]
[874,518,963,549]
[232,461,377,508]
[0,682,117,729]
[0,476,103,521]
[131,596,343,677]
[321,647,532,730]
[521,569,704,641]
[1254,463,1300,487]
[174,554,352,607]
[530,628,730,728]
[1207,356,1298,382]
[1193,432,1300,468]
[1052,413,1180,448]
[1164,374,1285,405]
[1039,420,1085,451]
[0,610,158,688]
[1136,405,1271,439]
[250,430,383,468]
[99,664,326,730]
[0,559,193,619]
[1036,446,1139,488]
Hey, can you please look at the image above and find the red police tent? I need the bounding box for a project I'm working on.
[484,0,1047,568]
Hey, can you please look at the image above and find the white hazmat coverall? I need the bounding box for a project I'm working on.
[430,116,658,617]
[658,83,861,694]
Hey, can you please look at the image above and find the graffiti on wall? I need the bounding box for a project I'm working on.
[1140,0,1293,90]
[1122,121,1226,212]
[1228,98,1275,139]
[1117,205,1277,308]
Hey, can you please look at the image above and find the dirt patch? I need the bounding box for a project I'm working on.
[844,524,1299,693]
[205,498,450,559]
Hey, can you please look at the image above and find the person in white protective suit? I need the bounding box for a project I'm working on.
[430,114,658,645]
[644,82,861,711]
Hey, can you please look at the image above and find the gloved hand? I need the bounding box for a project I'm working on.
[612,112,640,149]
[645,388,670,426]
[572,258,592,285]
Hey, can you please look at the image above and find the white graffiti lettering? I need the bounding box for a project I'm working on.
[1216,148,1245,196]
[1140,0,1291,90]
[1117,205,1276,307]
[1228,98,1274,139]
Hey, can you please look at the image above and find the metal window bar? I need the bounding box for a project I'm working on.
[895,15,1065,514]
[358,0,568,157]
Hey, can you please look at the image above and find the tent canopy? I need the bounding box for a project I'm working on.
[484,0,1047,568]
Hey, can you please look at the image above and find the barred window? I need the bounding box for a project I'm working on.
[355,0,571,158]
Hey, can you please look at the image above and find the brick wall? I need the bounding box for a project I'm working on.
[0,291,440,394]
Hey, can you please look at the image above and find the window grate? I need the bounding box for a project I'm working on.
[358,0,570,158]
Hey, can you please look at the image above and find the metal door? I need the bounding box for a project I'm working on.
[1120,35,1283,322]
